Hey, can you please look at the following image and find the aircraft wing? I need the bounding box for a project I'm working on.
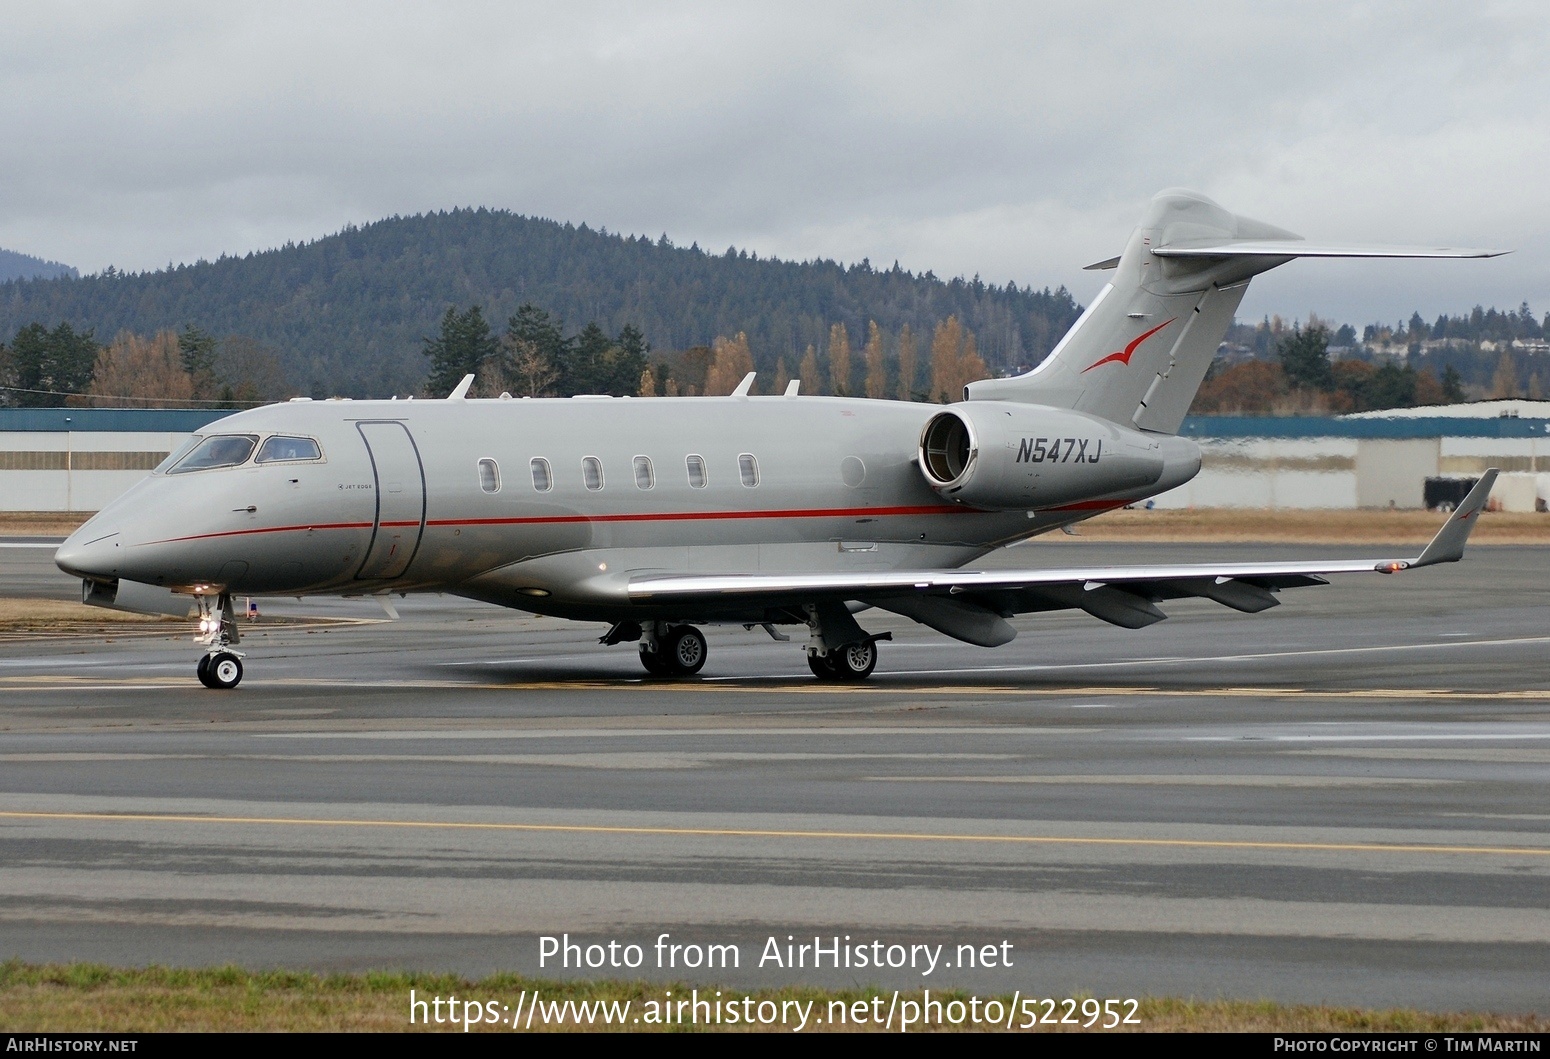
[627,472,1497,645]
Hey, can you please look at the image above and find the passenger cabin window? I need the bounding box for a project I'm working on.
[686,454,707,488]
[530,458,552,492]
[738,453,760,487]
[167,434,258,474]
[582,456,604,491]
[478,458,500,493]
[633,456,654,490]
[255,435,322,464]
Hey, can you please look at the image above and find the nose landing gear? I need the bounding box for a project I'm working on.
[195,592,245,689]
[197,651,244,689]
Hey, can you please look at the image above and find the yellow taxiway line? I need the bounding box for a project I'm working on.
[1,809,1546,859]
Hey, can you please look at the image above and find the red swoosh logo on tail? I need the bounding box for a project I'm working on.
[1081,318,1175,373]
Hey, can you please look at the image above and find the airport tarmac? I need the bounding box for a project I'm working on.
[1,536,1549,1012]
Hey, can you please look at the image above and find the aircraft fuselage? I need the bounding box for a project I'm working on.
[56,393,1197,624]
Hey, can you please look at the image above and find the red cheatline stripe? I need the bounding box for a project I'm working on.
[427,504,961,528]
[147,504,973,545]
[154,521,373,544]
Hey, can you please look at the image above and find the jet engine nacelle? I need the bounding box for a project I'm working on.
[917,401,1201,510]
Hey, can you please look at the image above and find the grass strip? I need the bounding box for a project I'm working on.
[0,962,1543,1032]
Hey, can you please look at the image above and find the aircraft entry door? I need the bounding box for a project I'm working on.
[355,421,427,580]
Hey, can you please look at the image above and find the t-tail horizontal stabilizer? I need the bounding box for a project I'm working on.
[968,188,1507,436]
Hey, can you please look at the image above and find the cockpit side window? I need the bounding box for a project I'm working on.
[166,434,259,474]
[255,435,323,464]
[155,436,204,474]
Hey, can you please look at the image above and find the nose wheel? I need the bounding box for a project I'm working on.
[193,591,245,689]
[197,651,244,689]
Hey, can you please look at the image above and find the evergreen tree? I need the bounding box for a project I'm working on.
[1278,324,1333,390]
[609,324,650,396]
[177,324,220,400]
[503,304,567,397]
[0,341,14,405]
[423,305,498,395]
[1441,365,1466,402]
[11,321,98,406]
[564,321,615,395]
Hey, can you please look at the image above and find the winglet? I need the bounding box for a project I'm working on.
[1408,469,1498,568]
[731,372,757,397]
[447,374,475,400]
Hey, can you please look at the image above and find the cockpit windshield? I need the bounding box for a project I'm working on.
[166,434,259,474]
[255,435,323,463]
[154,436,204,474]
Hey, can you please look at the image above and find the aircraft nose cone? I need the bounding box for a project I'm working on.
[55,528,121,580]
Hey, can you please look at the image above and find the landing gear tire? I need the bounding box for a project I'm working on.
[639,625,707,677]
[809,640,877,682]
[639,649,673,676]
[200,652,243,690]
[663,625,707,675]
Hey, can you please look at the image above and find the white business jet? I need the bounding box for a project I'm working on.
[56,189,1503,688]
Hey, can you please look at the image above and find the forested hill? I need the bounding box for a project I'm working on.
[0,209,1081,398]
[0,248,76,283]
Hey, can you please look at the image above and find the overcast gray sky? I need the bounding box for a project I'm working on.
[2,1,1545,328]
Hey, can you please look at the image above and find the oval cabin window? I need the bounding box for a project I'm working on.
[477,458,500,493]
[634,456,654,490]
[582,456,604,491]
[686,454,707,489]
[530,457,552,492]
[738,453,760,487]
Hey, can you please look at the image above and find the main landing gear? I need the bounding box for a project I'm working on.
[194,592,245,689]
[600,621,709,677]
[601,610,888,681]
[804,601,888,682]
[640,623,707,677]
[806,639,878,681]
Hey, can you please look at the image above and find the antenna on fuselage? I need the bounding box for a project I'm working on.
[447,374,475,400]
[784,379,799,397]
[731,372,757,397]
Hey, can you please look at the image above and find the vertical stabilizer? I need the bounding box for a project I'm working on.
[967,189,1503,434]
[966,189,1292,433]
